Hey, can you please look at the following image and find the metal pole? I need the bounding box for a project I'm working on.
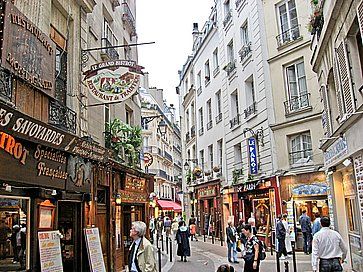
[158,247,162,272]
[203,231,206,242]
[169,237,173,262]
[166,234,169,254]
[284,261,289,272]
[276,239,281,272]
[161,234,164,252]
[292,200,298,272]
[156,233,159,248]
[212,233,215,244]
[292,241,297,272]
[220,229,224,246]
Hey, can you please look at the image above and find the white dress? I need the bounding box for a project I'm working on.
[282,220,292,253]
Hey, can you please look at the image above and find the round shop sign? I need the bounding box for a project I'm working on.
[83,60,143,103]
[144,152,153,167]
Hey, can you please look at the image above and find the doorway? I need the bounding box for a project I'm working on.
[58,201,82,272]
[0,196,29,272]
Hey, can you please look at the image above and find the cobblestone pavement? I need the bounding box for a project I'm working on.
[158,236,314,272]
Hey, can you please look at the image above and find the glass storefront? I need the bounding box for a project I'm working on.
[0,196,29,272]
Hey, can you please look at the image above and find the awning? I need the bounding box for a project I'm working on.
[156,200,182,212]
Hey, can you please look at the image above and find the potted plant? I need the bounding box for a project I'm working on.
[193,167,202,178]
[213,165,220,172]
[204,170,211,176]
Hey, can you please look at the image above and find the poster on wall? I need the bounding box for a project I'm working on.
[38,231,63,272]
[84,227,106,272]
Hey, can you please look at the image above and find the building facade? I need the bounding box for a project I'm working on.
[310,0,363,270]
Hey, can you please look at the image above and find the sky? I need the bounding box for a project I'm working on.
[136,0,214,112]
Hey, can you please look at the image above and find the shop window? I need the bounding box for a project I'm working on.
[97,189,107,204]
[345,198,359,232]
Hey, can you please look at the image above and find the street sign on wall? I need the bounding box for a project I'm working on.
[248,137,258,175]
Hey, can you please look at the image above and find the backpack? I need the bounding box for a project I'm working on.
[258,240,266,261]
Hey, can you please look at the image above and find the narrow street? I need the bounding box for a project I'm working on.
[156,236,313,272]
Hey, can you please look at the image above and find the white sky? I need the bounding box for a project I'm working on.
[136,0,214,112]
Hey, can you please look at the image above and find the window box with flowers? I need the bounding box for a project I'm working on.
[307,0,324,36]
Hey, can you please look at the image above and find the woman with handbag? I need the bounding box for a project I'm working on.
[242,224,260,272]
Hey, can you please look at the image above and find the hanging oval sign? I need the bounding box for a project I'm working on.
[83,60,143,103]
[144,152,153,167]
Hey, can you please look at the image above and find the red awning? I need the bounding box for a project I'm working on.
[157,200,182,212]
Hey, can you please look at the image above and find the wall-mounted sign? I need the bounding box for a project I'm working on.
[324,136,348,166]
[66,155,92,193]
[38,231,63,272]
[248,137,258,175]
[1,0,56,97]
[144,152,153,167]
[125,174,146,192]
[120,190,148,203]
[198,186,217,198]
[83,60,143,103]
[64,137,110,162]
[0,138,68,189]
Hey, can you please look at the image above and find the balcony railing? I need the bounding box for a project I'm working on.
[284,93,311,115]
[224,60,236,76]
[0,68,12,102]
[190,125,196,138]
[122,2,136,36]
[213,66,220,77]
[244,102,257,119]
[215,113,222,124]
[101,37,119,60]
[164,151,173,162]
[276,25,301,47]
[197,86,202,95]
[49,100,77,134]
[235,0,246,9]
[207,120,213,130]
[199,127,204,136]
[239,42,252,62]
[223,9,232,27]
[289,149,313,166]
[229,114,241,129]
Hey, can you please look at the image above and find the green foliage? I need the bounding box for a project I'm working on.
[105,119,142,168]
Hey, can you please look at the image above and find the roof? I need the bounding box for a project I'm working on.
[156,199,182,212]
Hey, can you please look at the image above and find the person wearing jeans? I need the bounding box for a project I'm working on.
[226,220,238,264]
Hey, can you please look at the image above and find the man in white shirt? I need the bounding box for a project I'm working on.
[311,217,347,272]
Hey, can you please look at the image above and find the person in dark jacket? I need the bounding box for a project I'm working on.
[176,221,190,262]
[299,210,312,254]
[10,225,20,263]
[226,220,238,263]
[276,215,289,259]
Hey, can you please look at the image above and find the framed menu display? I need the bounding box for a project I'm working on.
[84,227,106,272]
[38,231,63,272]
[38,200,55,230]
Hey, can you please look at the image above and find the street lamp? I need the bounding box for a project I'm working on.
[157,119,167,136]
[184,158,198,170]
[243,127,264,146]
[141,115,167,137]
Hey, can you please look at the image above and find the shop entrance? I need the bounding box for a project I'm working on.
[0,196,29,272]
[58,201,82,272]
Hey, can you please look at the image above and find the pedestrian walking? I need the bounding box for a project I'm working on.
[299,210,312,254]
[311,217,347,272]
[312,213,322,236]
[242,224,260,272]
[164,216,172,237]
[176,220,191,262]
[188,214,198,241]
[10,225,20,263]
[226,220,238,264]
[128,221,157,272]
[247,217,257,235]
[276,214,289,260]
[156,216,163,240]
[172,219,179,239]
[17,225,26,270]
[149,216,155,242]
[236,219,246,254]
[282,214,292,254]
[216,264,235,272]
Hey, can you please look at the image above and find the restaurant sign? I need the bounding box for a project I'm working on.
[1,0,56,97]
[248,137,258,175]
[324,136,348,166]
[198,186,217,198]
[83,60,143,103]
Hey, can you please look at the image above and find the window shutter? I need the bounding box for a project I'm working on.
[358,0,363,45]
[336,42,355,114]
[321,85,332,136]
[332,57,344,119]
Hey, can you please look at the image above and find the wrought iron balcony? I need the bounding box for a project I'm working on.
[244,102,257,119]
[159,169,168,180]
[190,125,196,138]
[276,25,301,47]
[235,0,246,9]
[213,66,220,77]
[186,132,190,142]
[199,127,204,136]
[223,60,236,76]
[284,93,311,115]
[197,86,202,95]
[289,149,313,166]
[122,2,137,36]
[207,120,213,130]
[164,151,173,162]
[215,113,222,124]
[49,99,76,134]
[229,114,241,129]
[239,42,252,62]
[101,37,119,60]
[0,68,12,102]
[223,9,232,27]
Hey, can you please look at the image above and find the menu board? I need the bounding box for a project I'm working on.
[354,152,363,227]
[286,201,295,241]
[38,231,63,272]
[84,228,106,272]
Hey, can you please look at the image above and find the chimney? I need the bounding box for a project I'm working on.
[192,23,199,44]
